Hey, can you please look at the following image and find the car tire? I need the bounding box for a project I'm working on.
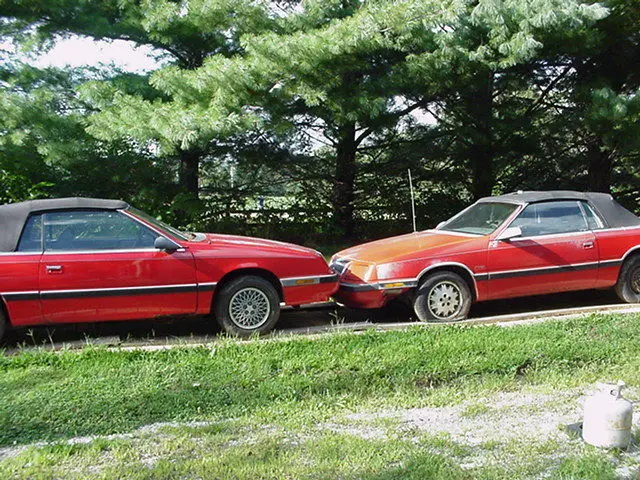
[214,275,281,337]
[0,308,6,343]
[413,271,472,322]
[615,255,640,303]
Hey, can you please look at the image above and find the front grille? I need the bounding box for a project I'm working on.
[329,258,349,276]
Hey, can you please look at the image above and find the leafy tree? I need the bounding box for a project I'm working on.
[568,0,640,195]
[0,63,174,211]
[5,0,640,243]
[483,0,640,204]
[0,0,275,197]
[154,0,606,235]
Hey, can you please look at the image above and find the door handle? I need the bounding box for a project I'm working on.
[583,241,594,249]
[45,265,63,274]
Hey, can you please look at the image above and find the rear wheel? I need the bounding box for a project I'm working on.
[615,255,640,303]
[214,275,280,337]
[0,308,6,343]
[413,271,472,322]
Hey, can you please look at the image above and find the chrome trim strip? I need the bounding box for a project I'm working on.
[281,274,339,287]
[41,283,197,294]
[486,261,600,280]
[481,258,626,280]
[339,282,379,292]
[487,261,599,276]
[42,248,160,255]
[509,230,594,242]
[425,229,483,238]
[2,283,202,302]
[592,226,640,234]
[40,283,199,300]
[197,282,218,292]
[340,279,418,292]
[378,280,418,290]
[2,290,40,301]
[599,259,623,268]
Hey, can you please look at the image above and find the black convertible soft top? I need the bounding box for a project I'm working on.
[477,190,640,229]
[0,197,129,252]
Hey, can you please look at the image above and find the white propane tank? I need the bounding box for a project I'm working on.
[583,381,633,449]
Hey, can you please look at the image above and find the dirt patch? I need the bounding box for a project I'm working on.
[0,420,216,461]
[3,385,640,478]
[346,390,582,445]
[343,386,640,477]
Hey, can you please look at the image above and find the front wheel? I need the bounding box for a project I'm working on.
[413,271,472,322]
[615,255,640,304]
[214,275,281,337]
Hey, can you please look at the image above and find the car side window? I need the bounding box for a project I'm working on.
[510,201,589,237]
[581,202,604,230]
[43,210,158,251]
[17,214,43,252]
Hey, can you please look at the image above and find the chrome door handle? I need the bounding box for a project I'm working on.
[46,265,63,273]
[583,241,594,249]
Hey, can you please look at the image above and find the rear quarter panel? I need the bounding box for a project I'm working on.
[595,227,640,286]
[0,253,42,326]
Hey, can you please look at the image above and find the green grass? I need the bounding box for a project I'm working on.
[2,313,640,478]
[0,429,471,480]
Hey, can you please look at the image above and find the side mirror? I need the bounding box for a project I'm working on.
[495,226,522,242]
[154,236,180,251]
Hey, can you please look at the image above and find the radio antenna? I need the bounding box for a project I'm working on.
[408,169,417,233]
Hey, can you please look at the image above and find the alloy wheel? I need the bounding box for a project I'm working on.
[228,287,271,329]
[427,281,462,320]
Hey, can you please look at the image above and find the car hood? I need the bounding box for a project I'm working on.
[335,230,480,264]
[199,233,321,257]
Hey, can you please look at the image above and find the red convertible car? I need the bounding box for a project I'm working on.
[0,198,338,340]
[332,191,640,321]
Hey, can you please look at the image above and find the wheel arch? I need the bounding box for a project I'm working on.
[0,296,11,327]
[416,263,478,301]
[621,245,640,264]
[212,268,284,312]
[616,246,640,283]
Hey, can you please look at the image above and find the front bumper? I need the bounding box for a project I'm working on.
[334,280,415,309]
[280,273,340,306]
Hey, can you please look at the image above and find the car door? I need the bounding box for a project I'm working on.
[38,209,198,323]
[486,200,598,300]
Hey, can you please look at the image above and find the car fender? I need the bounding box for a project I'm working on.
[415,262,479,299]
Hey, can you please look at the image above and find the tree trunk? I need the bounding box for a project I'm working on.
[470,142,495,200]
[586,138,612,193]
[179,148,200,196]
[332,122,357,238]
[466,71,495,200]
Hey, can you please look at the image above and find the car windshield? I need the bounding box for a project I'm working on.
[438,202,518,235]
[128,207,194,241]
